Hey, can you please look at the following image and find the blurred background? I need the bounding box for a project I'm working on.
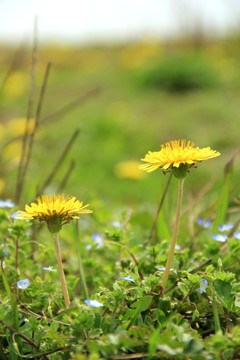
[0,0,240,206]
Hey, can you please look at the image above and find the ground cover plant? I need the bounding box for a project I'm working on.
[0,34,240,359]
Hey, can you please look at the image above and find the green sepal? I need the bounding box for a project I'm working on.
[172,163,189,179]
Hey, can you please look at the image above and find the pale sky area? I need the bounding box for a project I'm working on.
[0,0,240,44]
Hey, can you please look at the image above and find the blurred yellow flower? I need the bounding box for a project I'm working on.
[6,117,35,137]
[115,160,144,180]
[4,71,28,97]
[18,194,92,233]
[2,141,22,165]
[140,140,220,174]
[119,43,160,69]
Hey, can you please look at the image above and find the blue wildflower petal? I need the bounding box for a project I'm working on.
[212,234,228,242]
[233,232,240,240]
[197,218,212,229]
[197,278,208,294]
[200,278,208,286]
[0,200,14,208]
[17,279,30,289]
[86,244,92,250]
[92,233,104,248]
[120,276,135,283]
[156,267,174,271]
[84,299,104,308]
[92,234,103,242]
[111,221,122,228]
[10,211,23,220]
[42,266,57,272]
[218,224,233,232]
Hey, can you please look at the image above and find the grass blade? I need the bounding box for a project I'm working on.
[212,147,240,232]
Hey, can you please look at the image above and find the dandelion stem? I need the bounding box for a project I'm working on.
[148,173,172,243]
[162,178,184,293]
[53,232,70,307]
[75,220,89,299]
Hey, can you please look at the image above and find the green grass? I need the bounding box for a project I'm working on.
[0,38,240,359]
[1,41,240,205]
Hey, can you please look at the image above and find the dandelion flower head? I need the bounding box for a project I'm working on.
[140,140,220,178]
[17,194,92,233]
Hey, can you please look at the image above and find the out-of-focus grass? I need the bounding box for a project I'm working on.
[0,38,240,205]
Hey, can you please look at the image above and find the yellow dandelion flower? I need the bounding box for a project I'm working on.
[115,160,144,180]
[18,194,92,233]
[140,140,220,178]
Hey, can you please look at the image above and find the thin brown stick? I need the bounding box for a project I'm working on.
[147,173,172,243]
[57,159,75,193]
[36,128,80,197]
[125,245,144,281]
[40,87,100,126]
[15,19,38,204]
[17,62,51,201]
[18,307,71,326]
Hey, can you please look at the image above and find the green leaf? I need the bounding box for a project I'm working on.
[235,294,240,308]
[148,326,161,358]
[213,279,233,309]
[158,297,171,315]
[130,295,153,313]
[127,296,152,326]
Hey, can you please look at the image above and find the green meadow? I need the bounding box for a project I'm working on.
[0,36,240,359]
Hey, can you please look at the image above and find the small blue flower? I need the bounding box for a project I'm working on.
[212,234,228,242]
[233,232,240,240]
[84,299,104,308]
[111,221,122,228]
[218,224,233,232]
[92,234,104,249]
[120,276,135,283]
[10,211,23,220]
[42,266,57,272]
[0,200,14,208]
[17,279,30,289]
[156,267,174,271]
[197,278,208,294]
[86,244,92,250]
[197,218,212,229]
